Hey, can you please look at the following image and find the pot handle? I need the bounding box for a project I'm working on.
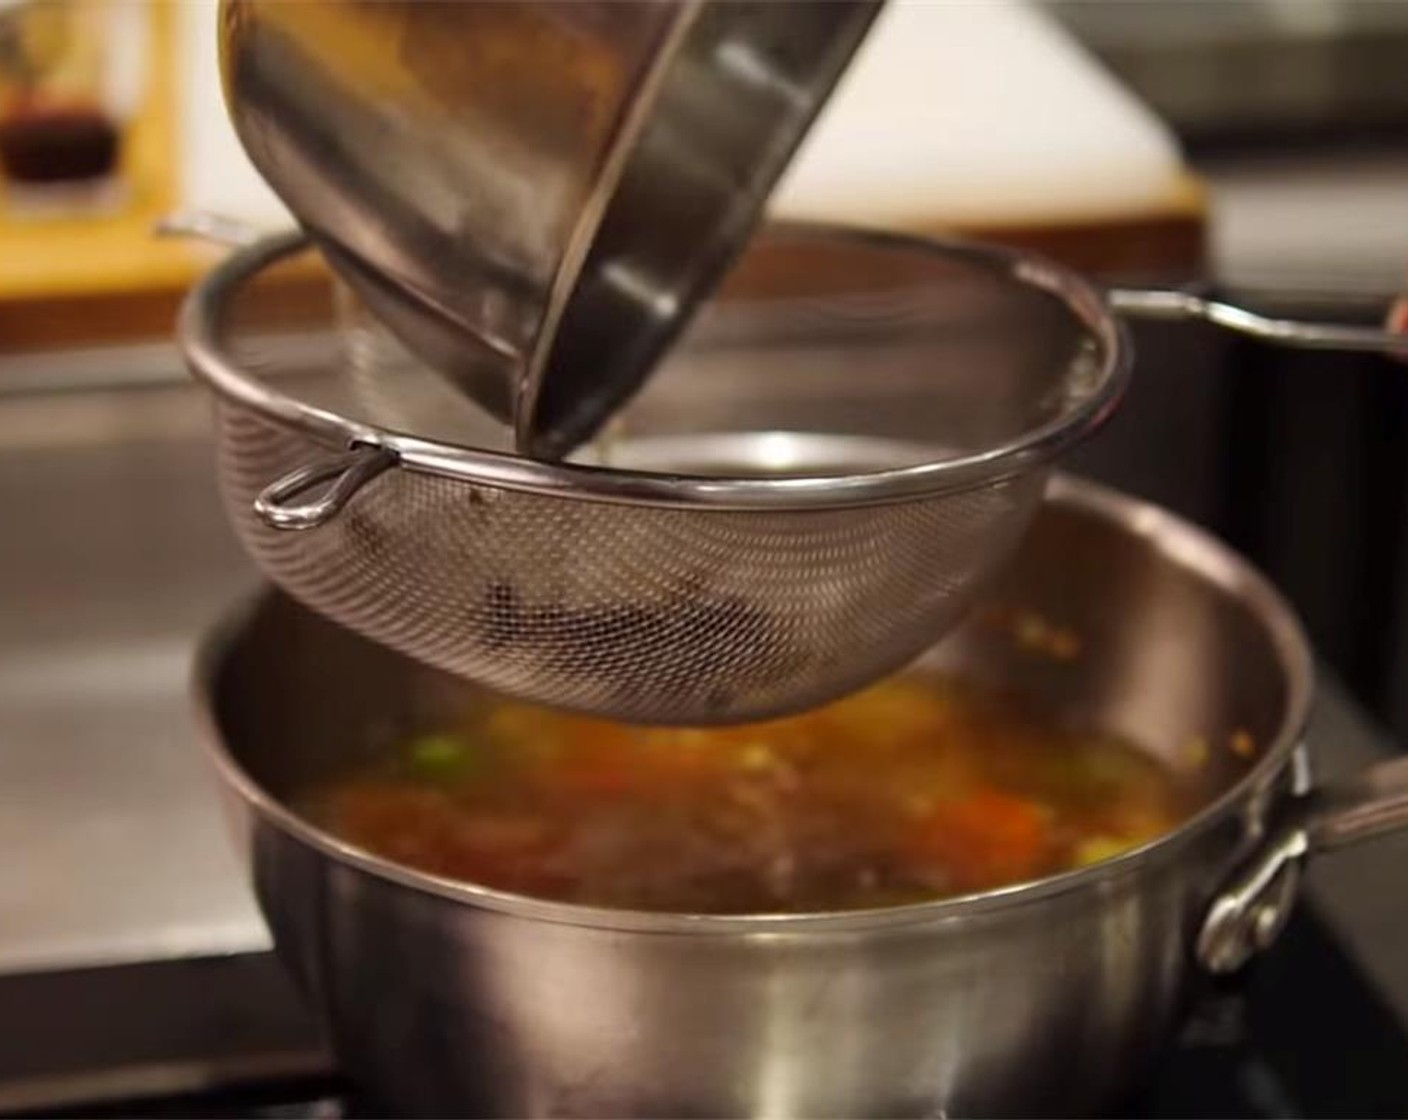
[1109,288,1408,357]
[1198,754,1408,974]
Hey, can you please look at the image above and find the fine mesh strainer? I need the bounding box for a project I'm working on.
[180,224,1127,724]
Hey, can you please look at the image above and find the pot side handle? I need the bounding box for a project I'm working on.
[1305,754,1408,851]
[1199,754,1408,975]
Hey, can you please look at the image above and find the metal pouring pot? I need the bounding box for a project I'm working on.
[194,474,1408,1118]
[219,0,880,460]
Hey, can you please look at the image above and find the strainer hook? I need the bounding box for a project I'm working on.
[255,445,397,531]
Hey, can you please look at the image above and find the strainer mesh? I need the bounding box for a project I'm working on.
[220,404,1045,723]
[197,230,1114,724]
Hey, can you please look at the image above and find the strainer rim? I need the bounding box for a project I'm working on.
[180,225,1130,511]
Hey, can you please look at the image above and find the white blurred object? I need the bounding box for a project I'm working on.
[103,0,149,122]
[771,0,1192,230]
[176,0,1191,237]
[177,0,288,230]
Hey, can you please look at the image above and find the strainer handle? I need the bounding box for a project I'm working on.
[255,446,397,530]
[1108,288,1408,356]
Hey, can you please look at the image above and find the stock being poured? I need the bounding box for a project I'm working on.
[304,674,1196,913]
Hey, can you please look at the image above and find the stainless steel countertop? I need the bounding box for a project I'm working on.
[0,373,268,975]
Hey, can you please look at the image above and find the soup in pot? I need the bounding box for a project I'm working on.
[304,675,1202,913]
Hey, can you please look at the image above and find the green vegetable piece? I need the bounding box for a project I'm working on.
[1073,834,1136,867]
[405,734,476,784]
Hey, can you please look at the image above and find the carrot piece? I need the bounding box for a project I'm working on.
[906,788,1051,892]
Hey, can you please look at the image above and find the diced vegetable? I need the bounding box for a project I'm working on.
[906,789,1052,892]
[307,671,1188,913]
[403,733,478,785]
[1073,835,1138,867]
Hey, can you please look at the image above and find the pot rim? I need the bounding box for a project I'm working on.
[193,474,1315,934]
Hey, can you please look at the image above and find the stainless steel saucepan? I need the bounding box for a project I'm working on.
[195,471,1408,1118]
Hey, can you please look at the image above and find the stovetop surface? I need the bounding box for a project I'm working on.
[1131,906,1408,1118]
[13,905,1408,1120]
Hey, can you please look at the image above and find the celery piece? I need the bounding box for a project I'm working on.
[405,733,477,785]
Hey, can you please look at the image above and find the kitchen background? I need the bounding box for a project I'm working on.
[8,0,1408,726]
[6,0,1408,1112]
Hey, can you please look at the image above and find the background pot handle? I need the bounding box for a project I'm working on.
[1198,755,1408,974]
[1109,288,1408,357]
[1305,754,1408,850]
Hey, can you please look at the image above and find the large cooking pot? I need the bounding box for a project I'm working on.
[195,475,1408,1117]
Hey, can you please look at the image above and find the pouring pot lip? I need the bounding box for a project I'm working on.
[193,474,1315,935]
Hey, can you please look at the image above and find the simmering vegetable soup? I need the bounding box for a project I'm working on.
[305,676,1194,913]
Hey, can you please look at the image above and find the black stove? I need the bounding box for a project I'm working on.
[1132,906,1408,1118]
[8,903,1406,1120]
